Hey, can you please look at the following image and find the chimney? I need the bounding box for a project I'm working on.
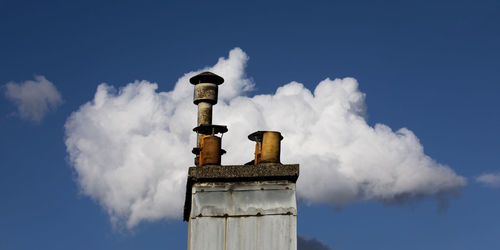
[184,72,299,250]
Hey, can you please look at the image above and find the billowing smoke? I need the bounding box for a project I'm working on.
[65,48,466,228]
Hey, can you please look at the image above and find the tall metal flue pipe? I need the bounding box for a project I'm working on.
[189,72,224,166]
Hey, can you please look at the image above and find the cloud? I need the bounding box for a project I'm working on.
[64,48,466,228]
[3,76,62,122]
[298,235,332,250]
[476,173,500,188]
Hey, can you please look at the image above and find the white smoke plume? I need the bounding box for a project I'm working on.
[65,48,466,228]
[4,76,62,122]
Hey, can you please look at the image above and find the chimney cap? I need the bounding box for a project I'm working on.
[193,124,228,135]
[190,72,224,85]
[248,131,283,142]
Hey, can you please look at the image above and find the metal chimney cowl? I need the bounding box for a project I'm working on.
[184,72,300,250]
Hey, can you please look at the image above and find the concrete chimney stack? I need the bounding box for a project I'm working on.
[184,72,299,250]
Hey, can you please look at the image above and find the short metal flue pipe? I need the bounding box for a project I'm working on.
[248,131,283,164]
[199,135,222,166]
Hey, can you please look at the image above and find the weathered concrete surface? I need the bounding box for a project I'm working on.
[189,164,299,182]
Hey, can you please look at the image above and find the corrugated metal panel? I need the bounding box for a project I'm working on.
[191,181,296,218]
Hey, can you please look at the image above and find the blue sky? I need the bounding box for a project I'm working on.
[1,1,499,249]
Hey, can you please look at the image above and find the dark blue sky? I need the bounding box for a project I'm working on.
[1,0,499,249]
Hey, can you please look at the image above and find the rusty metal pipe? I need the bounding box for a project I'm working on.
[260,132,282,164]
[199,135,222,166]
[248,131,283,164]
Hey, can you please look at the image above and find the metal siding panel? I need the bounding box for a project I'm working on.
[191,182,297,218]
[189,217,225,250]
[226,216,258,250]
[188,181,297,250]
[226,215,297,250]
